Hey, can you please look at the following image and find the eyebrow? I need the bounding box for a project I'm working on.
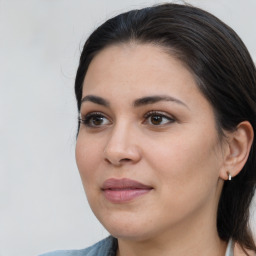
[133,95,189,109]
[81,94,188,109]
[81,95,110,107]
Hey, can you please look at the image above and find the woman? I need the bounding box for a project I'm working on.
[41,3,256,256]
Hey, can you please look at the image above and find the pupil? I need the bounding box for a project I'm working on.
[93,116,103,125]
[151,115,162,125]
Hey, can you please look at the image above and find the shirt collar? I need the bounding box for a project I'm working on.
[225,239,234,256]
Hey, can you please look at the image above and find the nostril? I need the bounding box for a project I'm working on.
[121,158,131,162]
[104,157,131,166]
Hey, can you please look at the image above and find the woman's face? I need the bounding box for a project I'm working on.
[76,44,226,241]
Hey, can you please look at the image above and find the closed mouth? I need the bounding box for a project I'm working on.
[102,178,153,203]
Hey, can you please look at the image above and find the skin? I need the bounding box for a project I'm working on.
[75,43,250,256]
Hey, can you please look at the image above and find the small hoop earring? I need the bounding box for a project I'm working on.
[227,171,232,181]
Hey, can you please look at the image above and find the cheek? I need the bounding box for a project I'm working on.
[75,137,106,213]
[146,131,221,198]
[75,136,102,185]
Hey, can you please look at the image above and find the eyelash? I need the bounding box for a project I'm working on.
[79,111,175,128]
[79,112,110,128]
[143,111,175,126]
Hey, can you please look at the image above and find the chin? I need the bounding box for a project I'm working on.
[99,213,166,242]
[96,214,149,240]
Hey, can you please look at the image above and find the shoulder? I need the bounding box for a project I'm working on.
[39,236,117,256]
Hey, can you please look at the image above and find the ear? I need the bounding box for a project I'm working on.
[219,121,254,180]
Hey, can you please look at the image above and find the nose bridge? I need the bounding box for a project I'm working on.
[104,118,141,165]
[108,119,131,146]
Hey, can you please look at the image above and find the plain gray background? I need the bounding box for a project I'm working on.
[0,0,256,255]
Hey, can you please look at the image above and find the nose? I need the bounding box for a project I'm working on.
[103,124,142,166]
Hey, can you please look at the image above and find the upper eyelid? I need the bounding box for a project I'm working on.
[80,111,109,119]
[143,110,175,119]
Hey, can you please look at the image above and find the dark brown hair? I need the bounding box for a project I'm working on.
[74,3,256,252]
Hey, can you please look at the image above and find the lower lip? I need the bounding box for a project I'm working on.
[103,189,152,203]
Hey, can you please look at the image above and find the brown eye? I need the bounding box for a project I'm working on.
[91,115,105,126]
[80,113,111,127]
[150,115,163,125]
[144,112,175,126]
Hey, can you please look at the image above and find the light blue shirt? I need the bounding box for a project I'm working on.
[40,236,234,256]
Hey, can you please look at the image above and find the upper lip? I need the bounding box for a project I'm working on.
[102,178,153,190]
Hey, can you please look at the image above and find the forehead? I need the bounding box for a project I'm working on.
[83,43,198,96]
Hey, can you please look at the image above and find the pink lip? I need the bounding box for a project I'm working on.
[102,178,153,203]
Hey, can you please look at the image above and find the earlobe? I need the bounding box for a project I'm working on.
[219,121,254,180]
